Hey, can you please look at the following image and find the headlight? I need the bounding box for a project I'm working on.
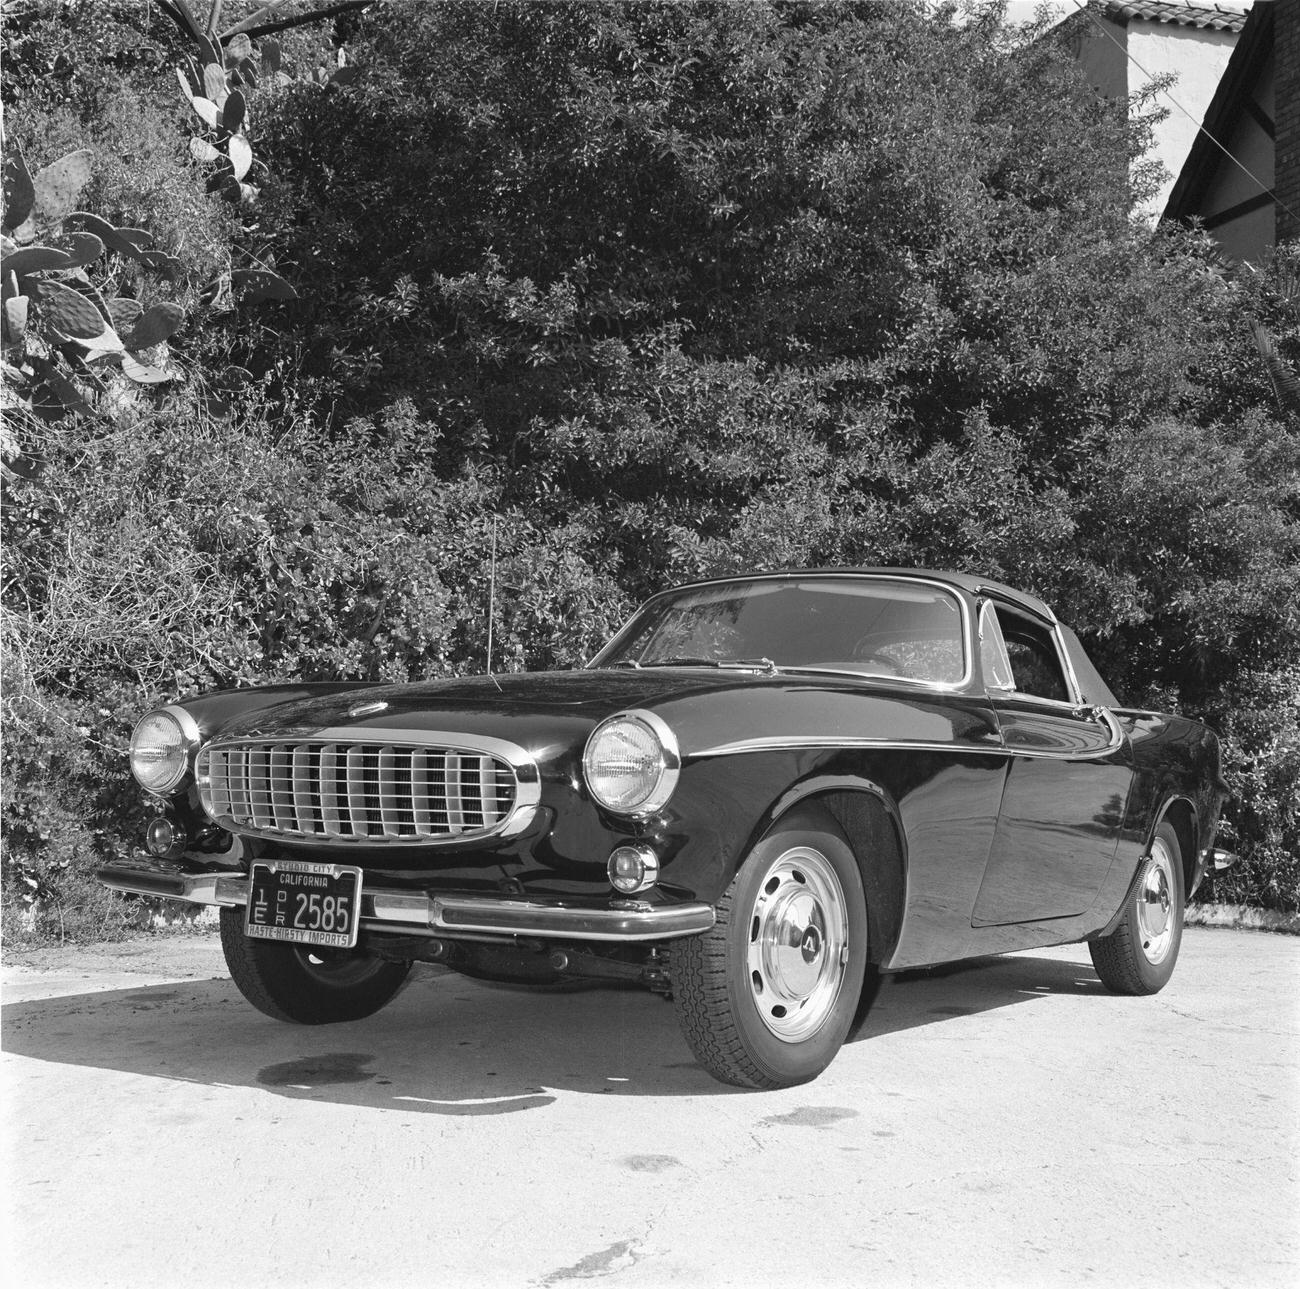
[130,706,201,794]
[582,711,680,816]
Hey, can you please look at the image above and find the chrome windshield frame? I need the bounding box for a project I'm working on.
[587,572,974,693]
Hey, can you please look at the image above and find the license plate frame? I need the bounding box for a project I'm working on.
[245,859,364,949]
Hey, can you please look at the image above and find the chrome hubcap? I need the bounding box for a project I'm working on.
[746,845,849,1043]
[1136,839,1177,965]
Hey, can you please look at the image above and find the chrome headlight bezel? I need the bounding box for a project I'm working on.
[129,705,202,795]
[582,710,680,817]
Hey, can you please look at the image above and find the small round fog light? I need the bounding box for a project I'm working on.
[146,816,187,858]
[607,844,660,895]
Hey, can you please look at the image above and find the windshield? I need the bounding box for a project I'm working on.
[592,577,967,685]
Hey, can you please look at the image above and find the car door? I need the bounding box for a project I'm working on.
[971,599,1132,926]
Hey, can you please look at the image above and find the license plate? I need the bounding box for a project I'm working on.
[245,860,364,949]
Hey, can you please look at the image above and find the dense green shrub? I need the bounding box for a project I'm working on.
[3,1,1297,941]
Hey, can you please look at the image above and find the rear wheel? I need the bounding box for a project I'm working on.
[220,907,411,1023]
[1089,821,1185,995]
[671,810,868,1088]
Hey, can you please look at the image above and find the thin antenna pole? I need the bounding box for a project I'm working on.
[486,516,499,685]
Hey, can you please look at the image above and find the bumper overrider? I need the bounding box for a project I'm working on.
[94,860,716,943]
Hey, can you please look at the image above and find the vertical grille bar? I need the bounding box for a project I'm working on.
[249,746,272,828]
[319,744,342,836]
[292,744,317,834]
[378,746,400,837]
[411,749,432,836]
[345,746,368,837]
[270,747,294,831]
[230,747,249,824]
[477,754,495,826]
[445,752,464,833]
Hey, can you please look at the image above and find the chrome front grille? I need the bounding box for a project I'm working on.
[196,737,523,843]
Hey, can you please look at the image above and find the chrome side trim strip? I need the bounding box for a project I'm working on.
[96,864,714,942]
[692,735,1005,759]
[692,728,1124,763]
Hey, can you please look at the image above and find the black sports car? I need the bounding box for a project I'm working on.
[99,568,1234,1088]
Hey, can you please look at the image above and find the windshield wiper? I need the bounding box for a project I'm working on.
[606,659,643,669]
[637,656,725,668]
[720,657,779,674]
[636,656,780,673]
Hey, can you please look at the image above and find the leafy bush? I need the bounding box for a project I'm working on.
[2,1,1296,940]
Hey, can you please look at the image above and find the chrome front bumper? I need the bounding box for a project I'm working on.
[95,861,715,943]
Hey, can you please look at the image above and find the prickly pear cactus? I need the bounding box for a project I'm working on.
[1,142,191,425]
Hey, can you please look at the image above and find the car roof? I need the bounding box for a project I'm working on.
[665,567,1057,624]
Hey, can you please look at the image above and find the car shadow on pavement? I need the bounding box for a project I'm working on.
[3,951,1103,1111]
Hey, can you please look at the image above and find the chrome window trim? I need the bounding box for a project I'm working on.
[977,601,1015,693]
[196,727,540,846]
[588,572,974,692]
[981,598,1082,707]
[1052,624,1087,709]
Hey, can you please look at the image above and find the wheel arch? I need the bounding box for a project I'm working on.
[1153,796,1198,898]
[763,778,908,967]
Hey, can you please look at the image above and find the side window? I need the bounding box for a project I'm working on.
[979,602,1014,691]
[987,605,1072,703]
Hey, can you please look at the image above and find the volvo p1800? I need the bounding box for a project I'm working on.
[98,569,1234,1087]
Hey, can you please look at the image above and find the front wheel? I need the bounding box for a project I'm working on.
[220,907,412,1024]
[671,810,869,1089]
[1089,821,1185,995]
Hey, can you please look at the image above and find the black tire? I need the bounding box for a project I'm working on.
[671,809,869,1089]
[1089,821,1185,995]
[219,906,412,1024]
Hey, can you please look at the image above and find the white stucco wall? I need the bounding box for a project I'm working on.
[1073,14,1131,101]
[1128,19,1242,216]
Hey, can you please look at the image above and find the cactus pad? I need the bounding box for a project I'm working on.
[223,89,247,135]
[3,246,73,277]
[35,279,106,339]
[202,63,228,107]
[123,302,184,350]
[121,352,172,384]
[2,149,36,233]
[32,150,94,225]
[191,96,220,129]
[62,233,105,269]
[4,295,29,348]
[232,269,298,302]
[107,298,143,330]
[229,136,254,182]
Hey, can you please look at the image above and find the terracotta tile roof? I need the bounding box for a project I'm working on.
[1096,1,1251,31]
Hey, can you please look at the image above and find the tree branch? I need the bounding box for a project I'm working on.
[221,0,375,42]
[218,1,292,41]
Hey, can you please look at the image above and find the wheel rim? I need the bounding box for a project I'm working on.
[293,948,385,988]
[746,844,850,1043]
[1136,838,1177,965]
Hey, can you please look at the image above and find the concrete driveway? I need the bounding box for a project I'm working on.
[4,926,1297,1288]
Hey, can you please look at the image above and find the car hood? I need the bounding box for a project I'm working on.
[205,667,978,766]
[209,675,759,743]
